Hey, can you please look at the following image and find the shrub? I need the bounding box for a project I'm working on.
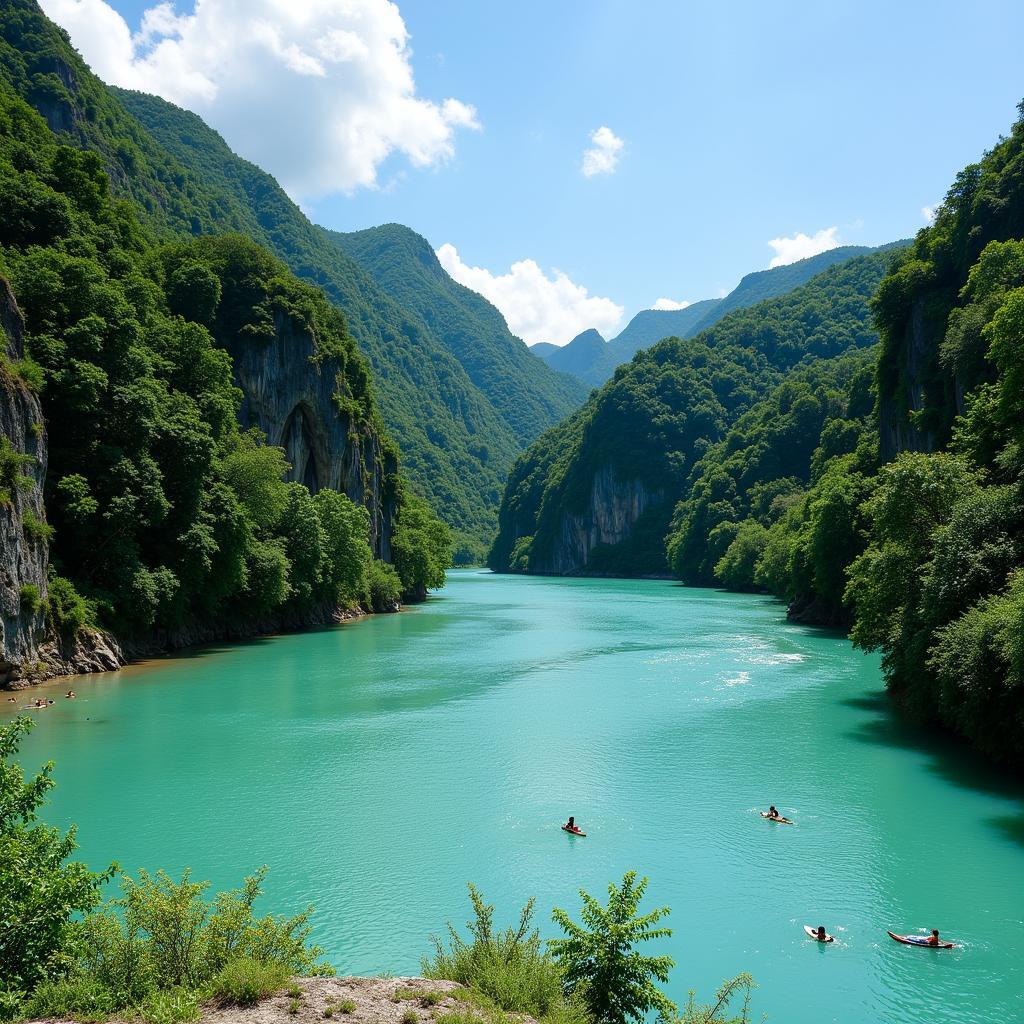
[45,573,93,639]
[337,997,356,1013]
[367,558,402,611]
[0,717,114,992]
[139,986,202,1024]
[22,509,54,544]
[21,973,129,1022]
[424,885,573,1021]
[18,582,41,614]
[401,1010,418,1024]
[550,872,675,1024]
[0,435,35,505]
[207,957,289,1007]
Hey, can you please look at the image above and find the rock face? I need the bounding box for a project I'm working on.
[0,279,48,685]
[225,310,397,561]
[533,467,663,574]
[878,297,938,462]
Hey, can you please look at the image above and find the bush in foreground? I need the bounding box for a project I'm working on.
[0,716,329,1022]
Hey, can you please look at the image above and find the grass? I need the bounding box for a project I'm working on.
[337,998,356,1013]
[289,997,301,1015]
[287,984,303,999]
[401,1011,418,1024]
[207,957,291,1007]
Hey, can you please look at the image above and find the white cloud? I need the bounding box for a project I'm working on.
[581,125,624,177]
[436,244,624,345]
[922,205,937,224]
[767,226,840,268]
[652,298,691,311]
[40,0,480,199]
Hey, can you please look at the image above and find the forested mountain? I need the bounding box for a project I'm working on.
[329,223,587,445]
[537,328,608,380]
[531,245,902,388]
[0,3,455,682]
[502,104,1024,767]
[490,249,898,576]
[0,2,585,563]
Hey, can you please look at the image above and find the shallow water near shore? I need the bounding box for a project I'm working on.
[7,570,1023,1023]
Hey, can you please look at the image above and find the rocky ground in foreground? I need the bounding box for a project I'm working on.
[28,977,534,1024]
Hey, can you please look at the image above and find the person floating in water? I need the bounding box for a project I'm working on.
[813,926,833,943]
[927,929,941,946]
[65,690,76,699]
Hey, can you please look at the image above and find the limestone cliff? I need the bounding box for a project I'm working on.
[225,309,397,561]
[526,468,664,575]
[877,296,939,462]
[0,279,47,683]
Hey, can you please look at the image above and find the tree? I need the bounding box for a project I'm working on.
[549,871,676,1024]
[0,717,113,991]
[391,495,452,601]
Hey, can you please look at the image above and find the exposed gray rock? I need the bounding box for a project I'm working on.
[226,309,396,560]
[534,465,663,574]
[0,279,49,686]
[879,297,937,461]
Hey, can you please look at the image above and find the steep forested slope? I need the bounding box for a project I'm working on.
[490,249,898,575]
[0,1,584,562]
[330,224,587,444]
[532,245,902,388]
[0,80,450,678]
[661,105,1024,768]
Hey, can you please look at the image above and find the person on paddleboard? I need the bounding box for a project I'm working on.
[564,816,581,833]
[767,805,780,820]
[814,926,832,943]
[927,929,941,946]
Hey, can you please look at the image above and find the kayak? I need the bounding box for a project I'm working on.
[760,812,794,824]
[804,925,834,942]
[561,825,587,837]
[887,930,955,949]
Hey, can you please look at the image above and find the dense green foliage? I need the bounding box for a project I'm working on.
[1,717,329,1021]
[0,0,583,562]
[331,224,587,446]
[428,882,756,1024]
[424,885,579,1024]
[491,250,896,575]
[550,872,675,1024]
[0,63,447,640]
[110,97,582,563]
[535,247,902,391]
[0,717,112,994]
[666,353,878,616]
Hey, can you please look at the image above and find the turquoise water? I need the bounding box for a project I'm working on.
[6,570,1023,1023]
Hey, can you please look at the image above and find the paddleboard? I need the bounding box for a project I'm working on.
[804,925,834,942]
[760,811,794,824]
[561,826,586,837]
[887,930,955,949]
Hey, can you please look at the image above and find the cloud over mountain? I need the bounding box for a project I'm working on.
[41,0,480,198]
[437,244,623,345]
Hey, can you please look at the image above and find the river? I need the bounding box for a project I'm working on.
[5,570,1022,1023]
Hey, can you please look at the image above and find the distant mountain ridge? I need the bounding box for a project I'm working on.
[531,244,908,387]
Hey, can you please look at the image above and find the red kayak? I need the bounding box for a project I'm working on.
[561,825,587,837]
[887,931,955,949]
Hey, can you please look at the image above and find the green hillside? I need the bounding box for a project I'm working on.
[490,248,898,576]
[0,1,586,562]
[329,223,587,445]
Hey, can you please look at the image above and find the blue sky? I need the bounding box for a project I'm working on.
[44,0,1024,342]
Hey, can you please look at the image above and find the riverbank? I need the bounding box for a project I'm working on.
[1,599,401,692]
[24,978,514,1024]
